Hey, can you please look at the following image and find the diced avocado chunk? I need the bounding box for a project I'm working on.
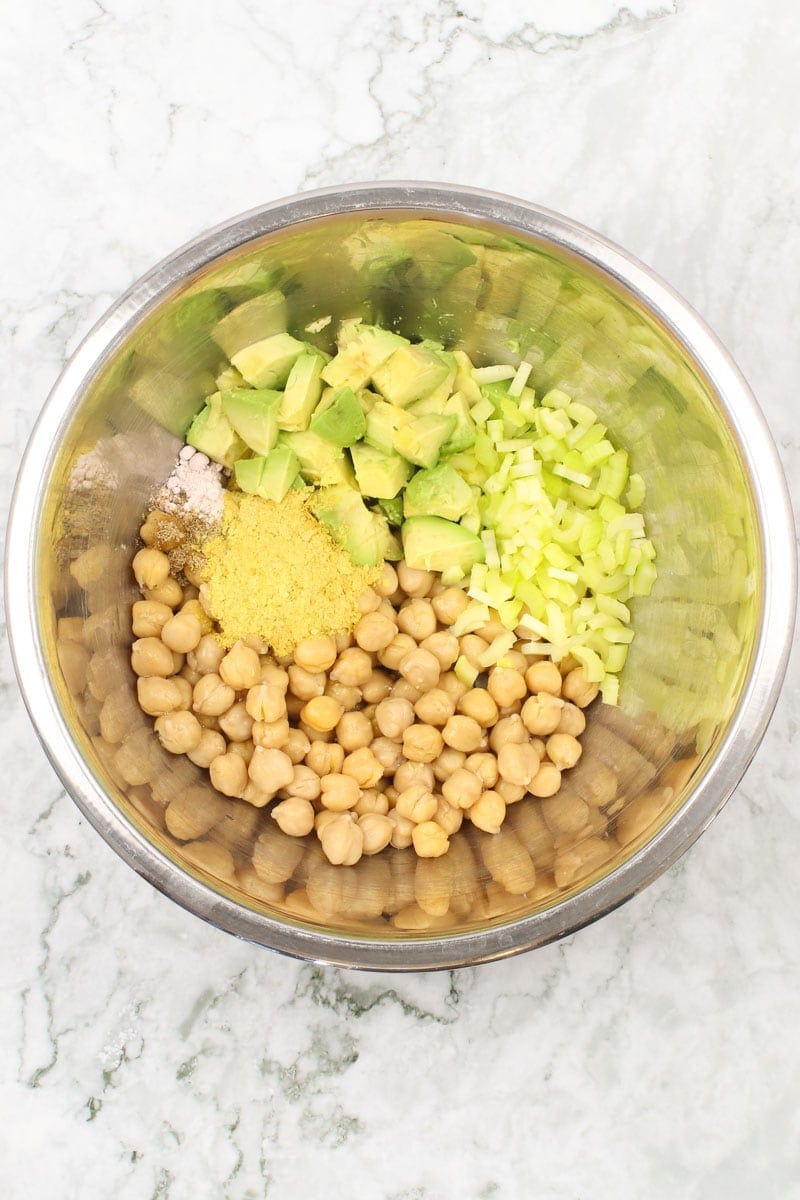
[310,386,367,447]
[211,291,287,358]
[186,393,246,468]
[365,399,412,454]
[220,388,282,456]
[393,413,457,469]
[215,364,247,392]
[278,352,325,431]
[371,343,450,408]
[321,321,408,390]
[311,485,398,566]
[234,446,300,502]
[403,463,473,520]
[351,442,413,499]
[232,332,305,388]
[376,496,405,527]
[277,430,355,487]
[441,391,476,454]
[402,515,486,574]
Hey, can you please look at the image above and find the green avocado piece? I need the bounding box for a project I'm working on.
[403,463,473,521]
[185,393,247,468]
[220,388,282,456]
[311,485,398,566]
[211,291,288,358]
[278,352,325,431]
[365,399,413,454]
[441,391,477,454]
[371,343,450,408]
[321,321,408,391]
[277,430,355,487]
[401,515,486,574]
[232,332,305,388]
[215,364,247,392]
[350,442,413,499]
[234,446,300,502]
[310,386,367,447]
[376,496,405,527]
[393,413,457,469]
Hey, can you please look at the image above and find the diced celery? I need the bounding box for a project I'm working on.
[626,472,646,508]
[541,389,572,409]
[454,655,479,686]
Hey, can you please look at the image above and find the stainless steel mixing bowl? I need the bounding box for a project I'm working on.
[6,183,796,969]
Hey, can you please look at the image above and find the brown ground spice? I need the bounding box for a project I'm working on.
[199,490,379,654]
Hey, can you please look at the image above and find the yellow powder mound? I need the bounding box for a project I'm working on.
[200,491,379,655]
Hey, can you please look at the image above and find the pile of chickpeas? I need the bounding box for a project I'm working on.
[129,536,599,869]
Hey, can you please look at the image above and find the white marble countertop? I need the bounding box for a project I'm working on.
[2,2,799,1197]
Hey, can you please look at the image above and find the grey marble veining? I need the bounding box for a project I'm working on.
[2,1,799,1197]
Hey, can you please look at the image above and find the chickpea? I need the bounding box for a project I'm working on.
[131,637,175,678]
[181,663,202,688]
[361,669,393,703]
[132,547,170,590]
[261,662,290,691]
[187,728,227,768]
[465,752,499,788]
[441,715,483,753]
[332,710,370,752]
[497,741,541,787]
[398,648,440,692]
[488,714,527,753]
[431,586,469,626]
[438,671,469,703]
[143,577,183,608]
[271,798,316,838]
[245,683,287,723]
[419,632,458,671]
[210,752,248,798]
[459,634,488,669]
[306,740,345,776]
[529,761,562,798]
[354,788,390,816]
[397,599,437,641]
[252,717,289,750]
[342,746,383,788]
[288,664,326,701]
[137,676,185,716]
[561,666,600,708]
[131,600,173,639]
[219,641,260,690]
[375,562,399,597]
[373,697,413,740]
[357,588,382,614]
[412,821,450,858]
[377,633,417,671]
[188,634,224,675]
[414,688,455,727]
[300,695,343,733]
[228,739,255,765]
[329,647,372,687]
[544,732,582,770]
[324,681,360,712]
[394,760,435,794]
[319,812,363,866]
[556,702,587,737]
[154,710,203,755]
[161,612,202,655]
[457,687,499,728]
[397,562,434,597]
[442,766,482,810]
[218,700,254,743]
[280,727,309,765]
[241,781,273,808]
[469,790,506,834]
[524,660,563,696]
[402,724,444,764]
[387,809,415,849]
[496,779,526,804]
[319,773,360,812]
[248,746,294,794]
[432,746,466,782]
[291,635,336,673]
[393,679,422,704]
[521,692,564,736]
[370,737,402,774]
[358,812,393,856]
[192,673,236,717]
[395,784,438,824]
[354,611,397,653]
[488,667,527,708]
[435,796,463,836]
[283,765,322,802]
